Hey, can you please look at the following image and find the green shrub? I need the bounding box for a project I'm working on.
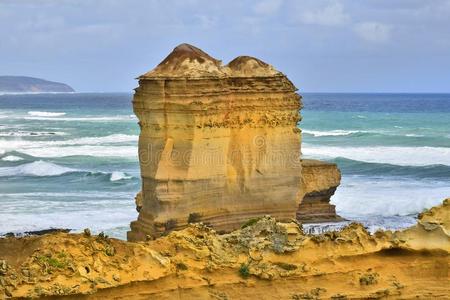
[239,263,250,278]
[37,253,67,269]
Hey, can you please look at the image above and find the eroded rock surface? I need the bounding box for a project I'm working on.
[1,199,449,299]
[128,44,303,241]
[297,159,343,222]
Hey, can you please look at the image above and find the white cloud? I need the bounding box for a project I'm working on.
[254,0,283,15]
[300,1,349,26]
[354,22,391,43]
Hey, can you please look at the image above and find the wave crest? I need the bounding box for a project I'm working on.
[28,111,66,117]
[0,161,76,177]
[303,144,450,166]
[110,171,133,181]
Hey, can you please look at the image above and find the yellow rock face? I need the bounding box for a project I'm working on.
[2,199,449,299]
[128,44,303,241]
[297,159,343,222]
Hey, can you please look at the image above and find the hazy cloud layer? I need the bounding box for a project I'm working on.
[0,0,449,92]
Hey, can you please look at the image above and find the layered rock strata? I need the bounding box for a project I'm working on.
[297,159,343,222]
[128,44,303,241]
[1,199,449,299]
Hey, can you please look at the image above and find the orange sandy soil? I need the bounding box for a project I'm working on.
[1,199,449,300]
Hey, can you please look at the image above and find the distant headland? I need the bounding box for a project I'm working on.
[0,76,74,93]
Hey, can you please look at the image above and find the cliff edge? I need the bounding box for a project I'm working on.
[0,199,448,299]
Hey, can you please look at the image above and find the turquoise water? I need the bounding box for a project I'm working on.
[0,93,449,238]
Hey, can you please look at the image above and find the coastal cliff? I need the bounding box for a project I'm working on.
[0,76,74,93]
[128,44,303,240]
[1,199,448,299]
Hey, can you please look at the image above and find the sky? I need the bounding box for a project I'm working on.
[1,0,450,93]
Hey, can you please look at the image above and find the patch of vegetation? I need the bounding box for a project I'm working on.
[164,219,177,231]
[238,263,250,278]
[241,217,262,229]
[188,212,202,224]
[176,262,188,271]
[274,262,297,271]
[97,231,109,240]
[36,252,68,269]
[359,272,379,286]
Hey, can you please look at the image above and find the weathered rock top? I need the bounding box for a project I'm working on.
[140,43,282,79]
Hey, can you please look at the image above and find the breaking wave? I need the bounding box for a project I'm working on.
[331,157,450,180]
[1,155,24,162]
[302,129,360,136]
[110,171,133,181]
[0,161,135,181]
[0,131,66,137]
[27,111,66,117]
[302,129,431,138]
[0,134,138,158]
[0,161,76,177]
[303,144,450,166]
[23,115,136,121]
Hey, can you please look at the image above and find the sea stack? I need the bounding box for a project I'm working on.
[128,44,303,241]
[298,160,343,222]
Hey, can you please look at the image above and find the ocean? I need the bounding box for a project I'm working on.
[0,93,449,239]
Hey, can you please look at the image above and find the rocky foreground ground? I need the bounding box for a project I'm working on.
[0,199,449,299]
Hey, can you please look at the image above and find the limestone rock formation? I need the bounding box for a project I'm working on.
[128,44,303,241]
[1,199,449,299]
[297,159,343,222]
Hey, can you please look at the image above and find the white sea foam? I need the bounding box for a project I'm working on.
[332,176,450,217]
[0,191,136,240]
[0,134,138,158]
[0,131,66,137]
[1,155,23,161]
[302,129,430,138]
[404,133,424,137]
[110,171,133,181]
[0,161,76,177]
[23,115,136,121]
[302,129,360,137]
[28,111,66,117]
[303,144,450,166]
[19,145,137,158]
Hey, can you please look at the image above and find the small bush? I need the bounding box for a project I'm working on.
[97,231,109,240]
[359,272,378,285]
[188,212,202,224]
[37,253,67,269]
[239,263,250,278]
